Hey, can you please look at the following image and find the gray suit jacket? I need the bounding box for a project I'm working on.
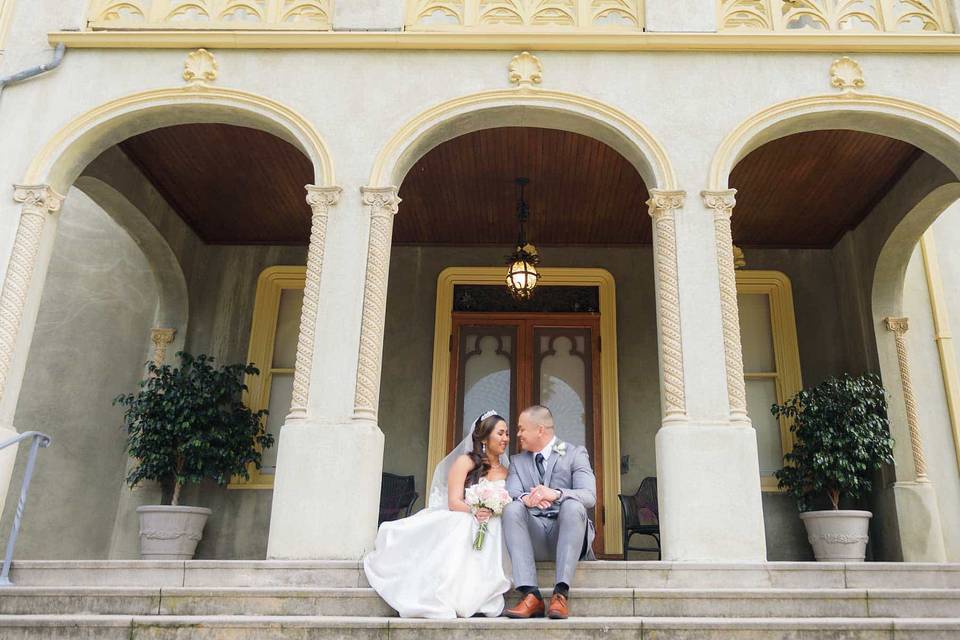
[506,440,597,559]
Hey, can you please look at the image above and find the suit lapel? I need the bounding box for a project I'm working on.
[519,451,537,490]
[543,441,563,487]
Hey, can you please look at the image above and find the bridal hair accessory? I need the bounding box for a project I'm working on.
[553,441,567,457]
[478,409,499,423]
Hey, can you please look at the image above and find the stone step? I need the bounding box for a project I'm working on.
[1,614,959,639]
[9,560,960,589]
[2,586,959,619]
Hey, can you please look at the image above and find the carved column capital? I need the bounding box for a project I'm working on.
[305,185,342,210]
[361,186,401,217]
[884,316,909,334]
[13,185,64,214]
[701,189,737,218]
[150,328,176,366]
[647,189,686,219]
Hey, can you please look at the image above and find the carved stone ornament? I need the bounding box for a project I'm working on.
[150,328,176,365]
[183,49,218,86]
[830,56,864,92]
[509,51,543,89]
[733,245,746,269]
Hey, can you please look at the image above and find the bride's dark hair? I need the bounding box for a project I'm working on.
[465,412,506,487]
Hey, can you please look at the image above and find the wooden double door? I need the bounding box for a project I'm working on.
[447,312,604,553]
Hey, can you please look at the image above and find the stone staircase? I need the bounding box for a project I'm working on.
[1,560,959,638]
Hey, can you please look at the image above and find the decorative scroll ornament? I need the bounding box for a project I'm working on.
[830,57,865,92]
[354,186,402,422]
[647,189,686,423]
[509,51,543,89]
[287,185,342,422]
[183,49,218,87]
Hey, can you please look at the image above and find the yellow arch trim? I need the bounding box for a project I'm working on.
[24,85,335,187]
[369,88,677,190]
[709,92,960,189]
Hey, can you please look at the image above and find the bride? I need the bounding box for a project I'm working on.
[363,410,513,618]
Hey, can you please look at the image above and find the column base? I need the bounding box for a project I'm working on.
[656,422,767,562]
[267,420,384,560]
[893,481,947,562]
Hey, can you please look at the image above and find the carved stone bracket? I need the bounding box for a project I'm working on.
[354,186,402,423]
[647,189,686,423]
[287,185,342,422]
[150,328,176,366]
[0,185,64,404]
[703,189,749,426]
[884,316,929,482]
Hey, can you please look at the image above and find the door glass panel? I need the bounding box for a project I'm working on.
[260,372,294,474]
[458,328,515,441]
[272,289,304,369]
[738,293,775,373]
[534,329,591,454]
[747,378,783,476]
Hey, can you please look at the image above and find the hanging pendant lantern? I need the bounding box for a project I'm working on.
[505,178,540,300]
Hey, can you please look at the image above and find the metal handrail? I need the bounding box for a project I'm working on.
[0,431,52,586]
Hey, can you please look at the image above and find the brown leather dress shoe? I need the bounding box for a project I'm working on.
[547,593,569,619]
[503,593,545,618]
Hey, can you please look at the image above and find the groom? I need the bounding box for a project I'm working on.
[503,405,596,620]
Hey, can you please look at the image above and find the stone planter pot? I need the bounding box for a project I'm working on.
[137,505,212,560]
[800,509,871,562]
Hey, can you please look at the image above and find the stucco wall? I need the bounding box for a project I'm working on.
[0,187,158,558]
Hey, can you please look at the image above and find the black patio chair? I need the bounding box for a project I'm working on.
[618,476,661,560]
[378,472,418,525]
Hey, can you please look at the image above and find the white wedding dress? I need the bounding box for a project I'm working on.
[363,436,512,619]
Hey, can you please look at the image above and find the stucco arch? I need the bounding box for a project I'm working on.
[73,175,189,343]
[369,88,677,190]
[24,86,336,193]
[709,93,960,191]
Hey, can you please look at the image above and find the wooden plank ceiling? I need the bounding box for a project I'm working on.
[119,124,313,244]
[117,124,922,248]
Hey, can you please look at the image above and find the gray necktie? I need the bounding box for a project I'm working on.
[535,453,545,480]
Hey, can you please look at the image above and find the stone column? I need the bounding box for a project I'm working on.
[647,190,688,425]
[353,187,401,423]
[287,185,341,422]
[266,186,393,560]
[884,317,928,482]
[883,316,947,561]
[702,189,749,426]
[0,185,63,520]
[651,188,767,562]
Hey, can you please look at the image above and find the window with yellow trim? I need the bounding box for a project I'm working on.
[736,271,803,491]
[230,266,305,489]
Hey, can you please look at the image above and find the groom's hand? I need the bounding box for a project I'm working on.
[531,485,561,508]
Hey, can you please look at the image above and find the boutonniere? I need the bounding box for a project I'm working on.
[553,441,567,457]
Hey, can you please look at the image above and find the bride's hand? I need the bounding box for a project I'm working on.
[475,507,493,523]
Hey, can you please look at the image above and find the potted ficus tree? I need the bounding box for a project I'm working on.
[115,352,273,560]
[772,373,895,562]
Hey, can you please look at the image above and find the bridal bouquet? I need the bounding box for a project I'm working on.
[465,479,511,550]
